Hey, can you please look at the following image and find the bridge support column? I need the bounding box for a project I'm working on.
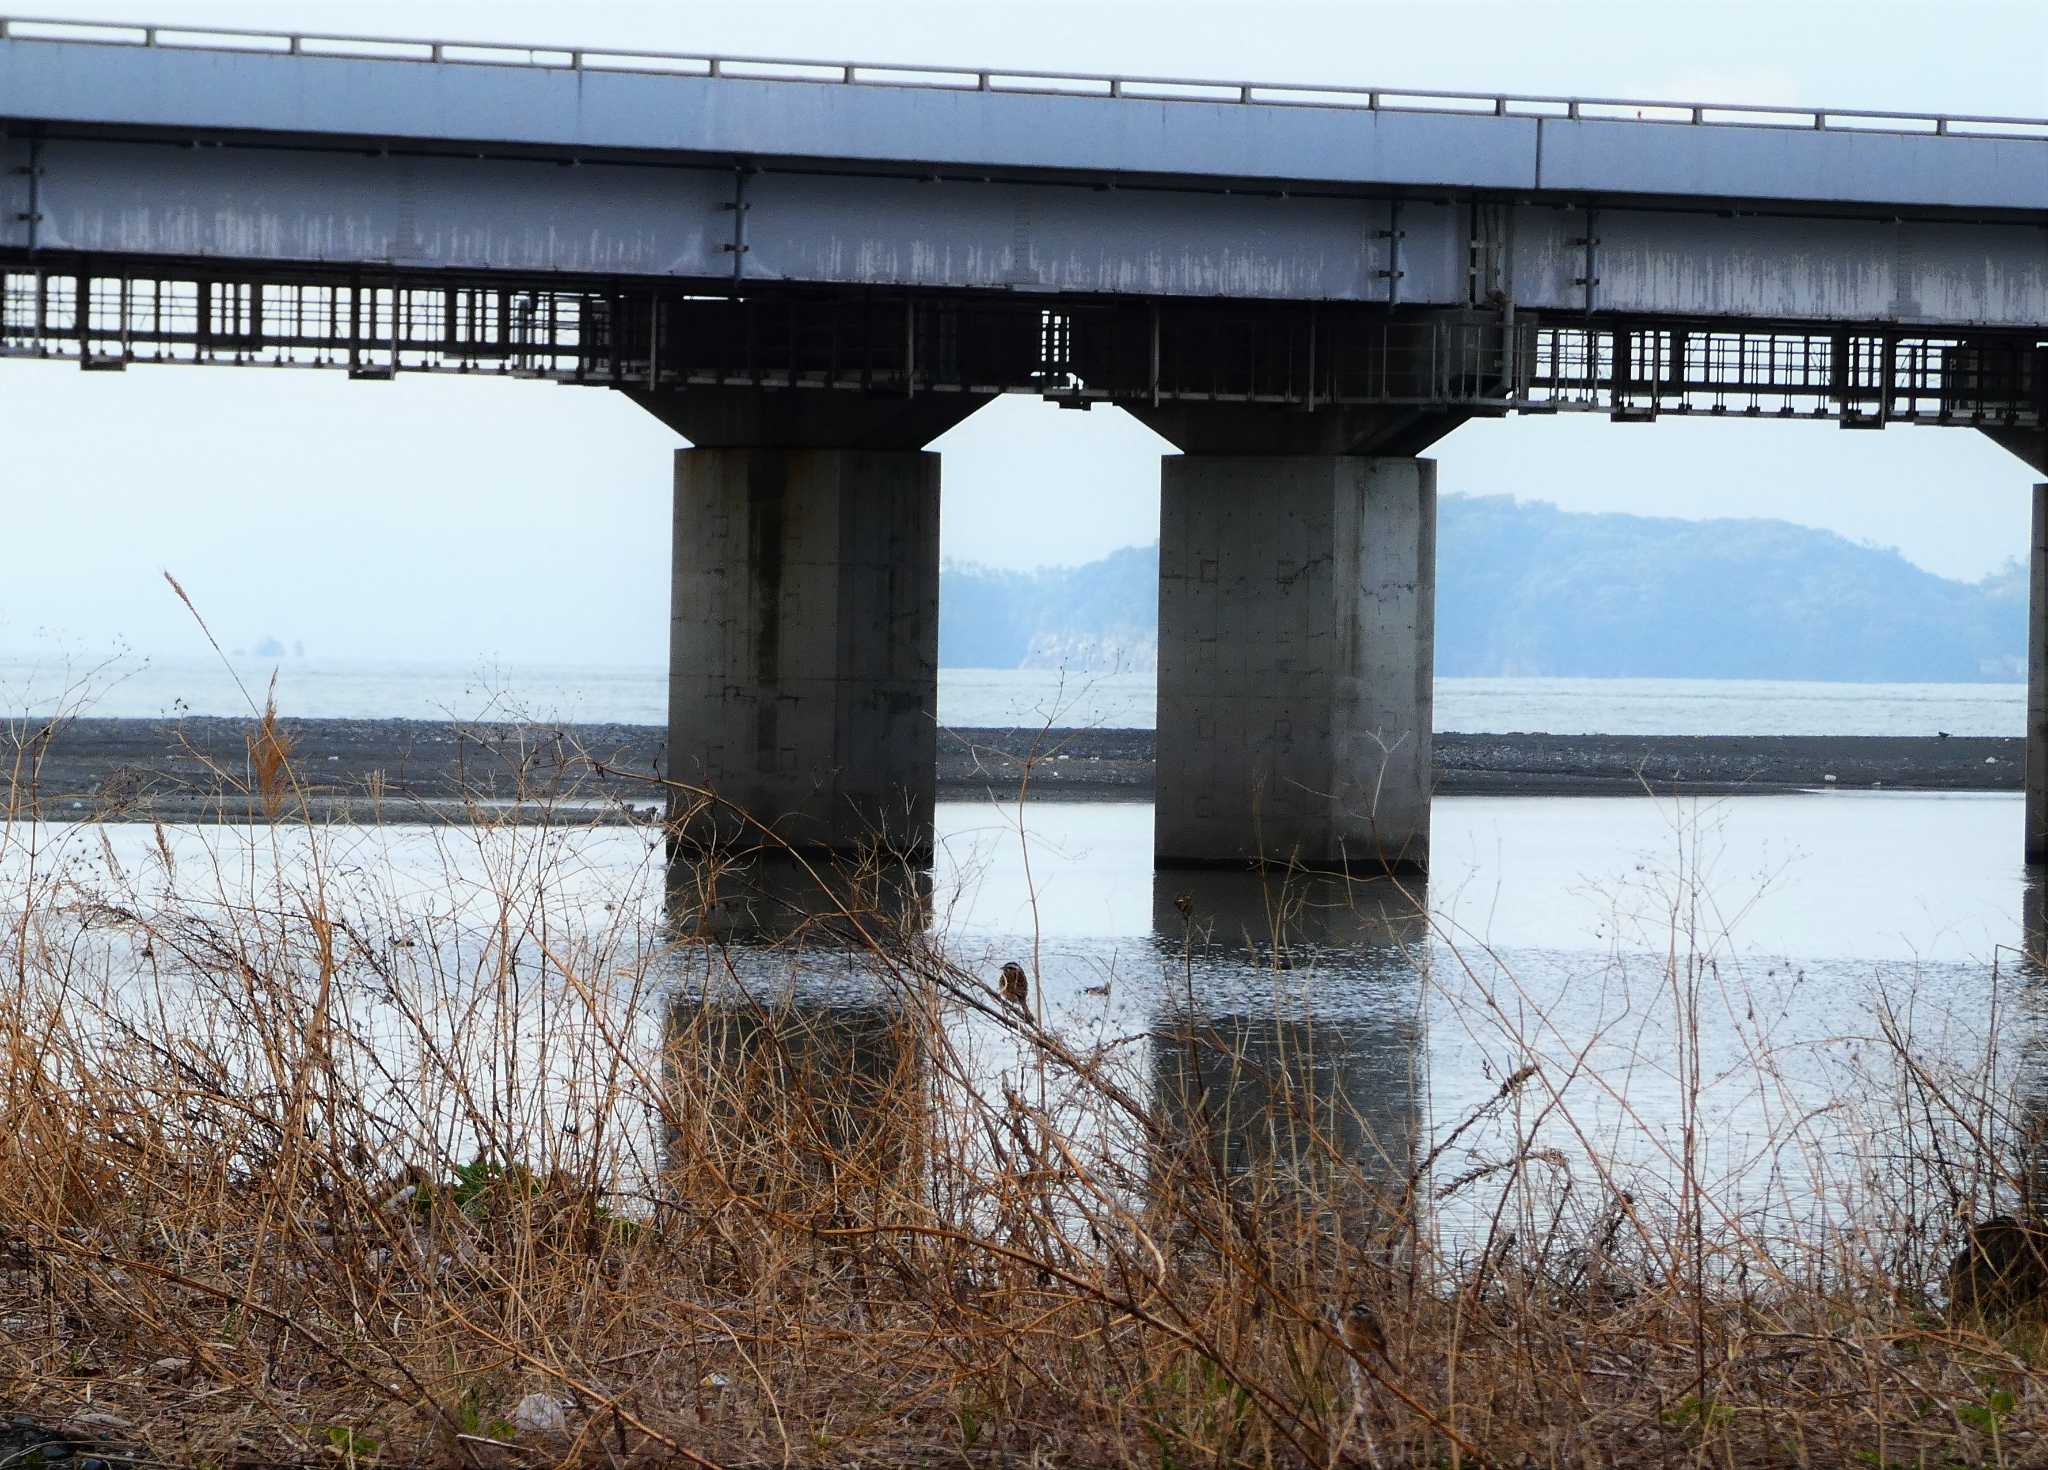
[1154,454,1435,872]
[2030,481,2048,865]
[1980,433,2048,866]
[668,447,940,858]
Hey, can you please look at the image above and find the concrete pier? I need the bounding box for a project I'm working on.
[668,447,941,858]
[1981,434,2048,867]
[1154,455,1436,871]
[2030,482,2048,865]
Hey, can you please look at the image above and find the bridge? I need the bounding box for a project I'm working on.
[3,16,2046,869]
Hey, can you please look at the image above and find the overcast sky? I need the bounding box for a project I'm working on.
[3,0,2045,667]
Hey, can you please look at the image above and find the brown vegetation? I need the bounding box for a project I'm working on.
[2,723,2048,1469]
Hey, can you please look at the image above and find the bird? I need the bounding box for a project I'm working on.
[1338,1299,1387,1360]
[1938,730,1952,740]
[1174,892,1194,918]
[999,961,1030,1014]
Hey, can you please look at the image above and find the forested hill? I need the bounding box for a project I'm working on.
[938,494,2028,681]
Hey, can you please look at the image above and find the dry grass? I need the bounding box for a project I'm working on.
[244,681,298,822]
[2,723,2048,1468]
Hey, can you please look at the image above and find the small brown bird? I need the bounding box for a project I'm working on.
[999,961,1030,1013]
[1173,892,1194,919]
[1339,1300,1387,1359]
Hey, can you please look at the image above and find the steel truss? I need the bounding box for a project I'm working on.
[2,258,2040,429]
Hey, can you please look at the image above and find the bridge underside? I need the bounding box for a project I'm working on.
[3,258,2042,431]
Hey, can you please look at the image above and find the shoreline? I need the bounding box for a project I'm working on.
[0,716,2023,825]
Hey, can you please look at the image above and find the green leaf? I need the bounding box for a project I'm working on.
[318,1424,379,1461]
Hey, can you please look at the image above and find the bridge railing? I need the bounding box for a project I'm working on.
[3,14,2045,142]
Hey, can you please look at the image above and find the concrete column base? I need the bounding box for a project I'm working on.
[1156,455,1435,872]
[668,447,938,859]
[2029,482,2048,865]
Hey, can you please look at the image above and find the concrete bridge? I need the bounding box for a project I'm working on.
[3,16,2047,869]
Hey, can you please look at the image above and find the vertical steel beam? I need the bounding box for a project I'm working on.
[725,168,751,284]
[647,294,660,387]
[1576,208,1598,313]
[1380,200,1403,307]
[21,138,40,255]
[1149,299,1161,407]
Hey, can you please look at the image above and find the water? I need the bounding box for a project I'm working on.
[0,651,2027,735]
[0,652,678,725]
[932,791,2040,1236]
[9,789,2039,1252]
[945,670,2031,736]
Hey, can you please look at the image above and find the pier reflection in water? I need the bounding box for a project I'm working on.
[659,851,937,1228]
[2024,873,2048,976]
[2000,873,2048,1217]
[657,831,1430,1253]
[1147,871,1426,1253]
[663,845,934,943]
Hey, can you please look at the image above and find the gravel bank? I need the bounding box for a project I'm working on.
[0,716,2021,824]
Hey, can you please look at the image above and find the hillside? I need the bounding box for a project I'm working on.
[938,495,2028,681]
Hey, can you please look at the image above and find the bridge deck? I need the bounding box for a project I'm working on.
[1,17,2045,210]
[0,17,2042,425]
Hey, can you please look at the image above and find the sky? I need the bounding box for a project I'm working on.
[2,0,2046,668]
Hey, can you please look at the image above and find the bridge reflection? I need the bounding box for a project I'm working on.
[653,848,1432,1259]
[1146,869,1428,1254]
[2024,873,2048,978]
[2009,874,2048,1220]
[664,848,932,944]
[659,853,933,1226]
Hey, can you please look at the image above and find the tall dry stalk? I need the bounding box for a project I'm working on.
[245,676,296,820]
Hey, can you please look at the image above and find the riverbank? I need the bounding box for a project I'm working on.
[0,716,2023,823]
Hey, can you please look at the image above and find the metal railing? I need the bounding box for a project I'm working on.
[1,13,2044,142]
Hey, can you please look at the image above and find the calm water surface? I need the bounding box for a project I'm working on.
[11,789,2040,1248]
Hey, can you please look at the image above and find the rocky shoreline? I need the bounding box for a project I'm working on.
[0,715,2022,824]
